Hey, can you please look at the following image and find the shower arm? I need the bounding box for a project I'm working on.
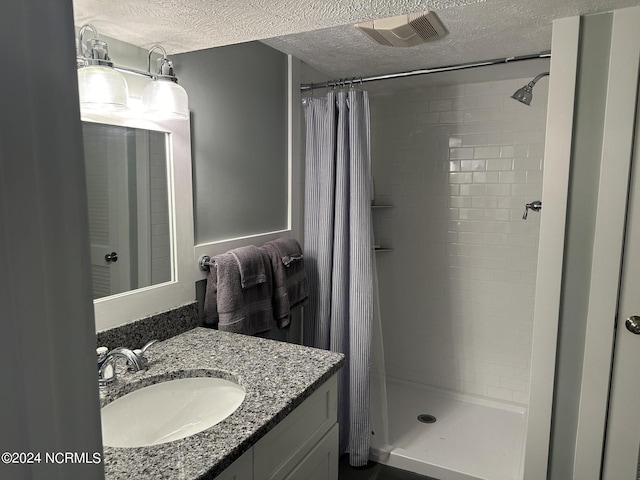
[528,72,550,88]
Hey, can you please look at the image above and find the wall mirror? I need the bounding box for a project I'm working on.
[82,112,195,331]
[82,122,171,299]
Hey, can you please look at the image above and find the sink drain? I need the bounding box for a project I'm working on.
[417,414,436,424]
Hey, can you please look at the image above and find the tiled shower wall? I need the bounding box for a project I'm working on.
[371,77,548,406]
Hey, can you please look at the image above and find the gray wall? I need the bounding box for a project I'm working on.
[174,42,288,244]
[1,1,103,479]
[548,12,613,479]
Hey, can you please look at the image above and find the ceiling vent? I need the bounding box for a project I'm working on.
[356,11,448,47]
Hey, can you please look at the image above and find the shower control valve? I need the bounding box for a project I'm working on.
[522,200,542,220]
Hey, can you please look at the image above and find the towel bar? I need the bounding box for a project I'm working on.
[198,255,216,272]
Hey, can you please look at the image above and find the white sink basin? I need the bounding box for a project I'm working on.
[101,377,246,447]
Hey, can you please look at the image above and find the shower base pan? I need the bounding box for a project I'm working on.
[372,377,526,480]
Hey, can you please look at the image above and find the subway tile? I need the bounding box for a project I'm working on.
[486,158,513,171]
[499,171,527,184]
[462,133,488,146]
[464,108,492,123]
[461,160,486,171]
[507,234,539,247]
[460,183,487,196]
[449,147,475,159]
[514,157,543,171]
[511,183,543,196]
[488,364,516,378]
[477,94,505,108]
[450,124,476,135]
[474,146,501,158]
[527,171,544,184]
[440,110,465,124]
[485,183,511,196]
[487,132,515,145]
[475,120,505,134]
[490,105,517,121]
[453,96,478,110]
[497,196,527,209]
[459,208,485,220]
[416,112,441,124]
[484,233,508,245]
[449,196,473,208]
[436,85,463,98]
[473,172,499,183]
[458,232,484,244]
[430,98,453,112]
[449,172,473,183]
[515,131,546,144]
[449,137,463,147]
[501,377,529,393]
[528,143,546,157]
[508,257,538,273]
[472,196,497,209]
[500,145,515,158]
[465,82,492,96]
[513,144,529,157]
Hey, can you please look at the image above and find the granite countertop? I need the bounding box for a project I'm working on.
[100,327,345,479]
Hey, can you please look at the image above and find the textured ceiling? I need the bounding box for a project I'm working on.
[74,0,640,79]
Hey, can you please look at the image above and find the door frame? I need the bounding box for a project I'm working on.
[571,7,640,479]
[523,6,640,478]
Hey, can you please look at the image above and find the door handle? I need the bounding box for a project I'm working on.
[105,252,118,263]
[625,316,640,334]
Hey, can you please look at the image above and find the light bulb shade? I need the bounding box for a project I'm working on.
[141,79,189,119]
[78,65,129,111]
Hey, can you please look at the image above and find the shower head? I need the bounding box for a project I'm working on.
[512,72,549,106]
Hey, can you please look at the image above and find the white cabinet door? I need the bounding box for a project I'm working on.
[602,78,640,479]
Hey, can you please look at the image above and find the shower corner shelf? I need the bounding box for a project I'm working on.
[372,204,394,252]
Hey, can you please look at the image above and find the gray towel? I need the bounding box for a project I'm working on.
[230,245,267,288]
[202,252,274,336]
[262,237,308,328]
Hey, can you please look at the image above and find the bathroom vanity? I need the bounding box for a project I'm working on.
[100,328,344,479]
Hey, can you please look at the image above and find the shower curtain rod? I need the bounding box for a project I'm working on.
[299,51,551,92]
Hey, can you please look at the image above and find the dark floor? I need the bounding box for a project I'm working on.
[338,455,438,480]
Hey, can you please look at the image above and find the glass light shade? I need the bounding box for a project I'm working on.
[141,79,189,119]
[78,65,129,111]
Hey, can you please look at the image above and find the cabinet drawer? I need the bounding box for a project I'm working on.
[284,424,339,480]
[216,449,253,480]
[254,374,338,480]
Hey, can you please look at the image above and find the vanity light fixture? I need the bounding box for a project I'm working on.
[76,25,189,118]
[141,45,189,119]
[76,24,129,111]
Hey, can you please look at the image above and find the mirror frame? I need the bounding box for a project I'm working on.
[82,112,194,331]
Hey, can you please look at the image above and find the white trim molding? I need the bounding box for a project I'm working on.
[523,15,580,480]
[193,55,303,280]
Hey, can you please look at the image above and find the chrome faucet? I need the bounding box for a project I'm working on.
[98,340,158,387]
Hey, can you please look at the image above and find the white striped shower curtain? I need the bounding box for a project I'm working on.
[303,90,373,467]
